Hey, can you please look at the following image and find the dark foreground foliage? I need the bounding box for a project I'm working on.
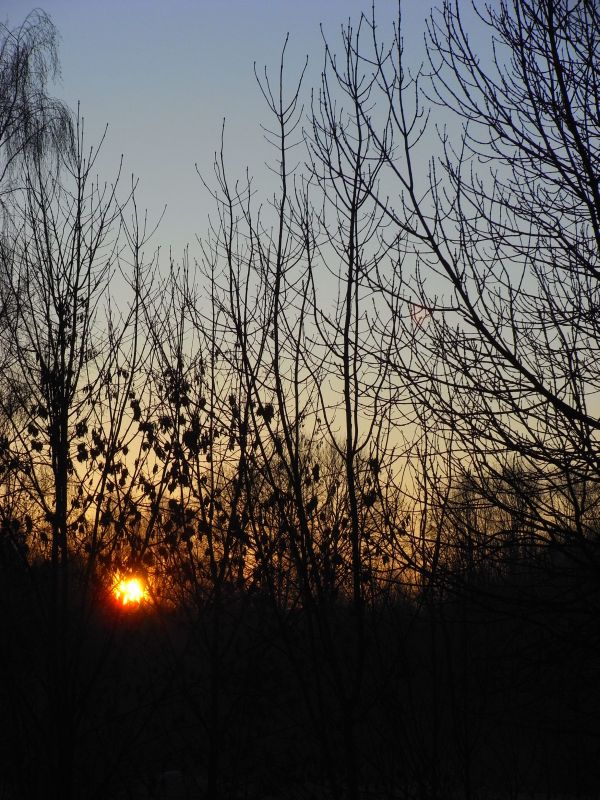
[0,547,599,800]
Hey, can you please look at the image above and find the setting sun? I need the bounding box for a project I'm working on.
[112,575,149,608]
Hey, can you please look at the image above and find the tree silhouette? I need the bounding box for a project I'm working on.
[0,105,162,797]
[2,3,600,798]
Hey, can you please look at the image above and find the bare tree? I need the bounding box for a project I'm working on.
[179,34,421,798]
[312,0,600,793]
[0,9,72,201]
[316,0,600,594]
[0,9,73,392]
[0,107,161,798]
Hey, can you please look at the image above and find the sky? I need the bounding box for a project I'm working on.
[3,1,434,258]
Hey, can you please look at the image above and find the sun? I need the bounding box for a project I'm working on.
[112,573,149,608]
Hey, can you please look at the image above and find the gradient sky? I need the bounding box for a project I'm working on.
[3,1,434,257]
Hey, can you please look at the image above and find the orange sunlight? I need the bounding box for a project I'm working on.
[112,574,149,609]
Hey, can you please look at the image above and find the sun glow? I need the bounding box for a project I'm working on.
[112,574,149,608]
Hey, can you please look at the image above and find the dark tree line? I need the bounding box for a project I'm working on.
[0,2,599,799]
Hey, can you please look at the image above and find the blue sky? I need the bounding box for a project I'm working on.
[3,1,434,255]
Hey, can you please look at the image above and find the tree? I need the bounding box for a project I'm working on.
[0,9,73,386]
[318,0,600,594]
[312,0,600,792]
[0,9,72,201]
[0,107,161,798]
[184,35,421,798]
